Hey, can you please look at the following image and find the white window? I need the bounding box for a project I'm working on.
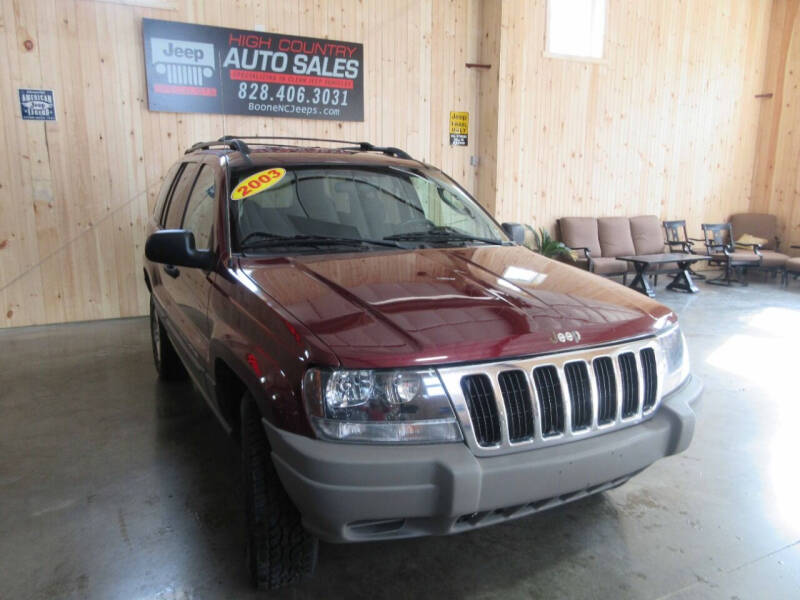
[546,0,607,61]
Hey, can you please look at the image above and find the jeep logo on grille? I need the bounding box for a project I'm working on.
[551,330,581,344]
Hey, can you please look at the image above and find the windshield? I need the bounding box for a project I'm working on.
[230,166,506,252]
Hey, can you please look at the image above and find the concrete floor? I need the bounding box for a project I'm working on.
[2,278,800,600]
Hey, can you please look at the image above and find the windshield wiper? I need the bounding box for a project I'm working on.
[239,231,289,246]
[384,226,505,245]
[240,233,402,251]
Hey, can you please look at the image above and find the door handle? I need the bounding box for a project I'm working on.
[163,264,180,278]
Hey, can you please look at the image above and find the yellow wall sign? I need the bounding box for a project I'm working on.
[449,111,469,146]
[231,168,286,200]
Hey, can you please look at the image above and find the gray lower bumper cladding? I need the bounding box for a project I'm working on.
[264,376,702,543]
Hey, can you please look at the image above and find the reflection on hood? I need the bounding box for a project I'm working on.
[243,245,672,368]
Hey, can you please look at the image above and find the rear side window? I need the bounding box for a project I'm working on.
[163,163,201,229]
[182,166,216,251]
[153,162,181,225]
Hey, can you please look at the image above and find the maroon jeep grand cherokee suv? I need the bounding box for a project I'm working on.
[143,136,701,590]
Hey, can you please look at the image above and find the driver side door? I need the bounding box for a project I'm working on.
[168,163,218,388]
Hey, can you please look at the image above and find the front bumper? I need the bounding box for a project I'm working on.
[264,375,702,543]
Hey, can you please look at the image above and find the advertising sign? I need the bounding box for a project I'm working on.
[449,111,469,146]
[19,89,56,121]
[142,18,364,121]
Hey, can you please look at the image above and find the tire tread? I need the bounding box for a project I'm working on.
[241,394,317,589]
[149,297,187,381]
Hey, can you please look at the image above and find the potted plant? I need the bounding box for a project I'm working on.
[523,225,574,260]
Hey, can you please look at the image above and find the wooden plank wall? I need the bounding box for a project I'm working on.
[0,0,481,328]
[750,0,800,253]
[488,0,774,238]
[0,0,793,329]
[475,0,502,217]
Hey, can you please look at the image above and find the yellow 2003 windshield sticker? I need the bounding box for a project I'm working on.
[231,168,286,200]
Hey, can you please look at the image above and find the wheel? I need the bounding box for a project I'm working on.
[149,297,187,381]
[241,392,318,589]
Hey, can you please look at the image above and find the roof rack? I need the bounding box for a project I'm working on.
[186,135,415,160]
[219,135,359,146]
[185,138,251,155]
[344,142,413,161]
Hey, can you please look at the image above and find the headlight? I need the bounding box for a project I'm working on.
[302,368,463,443]
[656,324,690,396]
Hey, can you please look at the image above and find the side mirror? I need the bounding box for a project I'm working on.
[501,222,526,244]
[145,230,214,270]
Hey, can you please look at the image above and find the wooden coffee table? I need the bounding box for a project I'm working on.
[617,253,712,298]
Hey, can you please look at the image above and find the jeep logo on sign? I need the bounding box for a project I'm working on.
[551,330,582,344]
[151,37,216,87]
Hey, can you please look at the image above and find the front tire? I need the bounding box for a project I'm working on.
[149,297,187,381]
[241,392,318,589]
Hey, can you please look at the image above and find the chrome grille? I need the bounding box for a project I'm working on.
[593,356,617,424]
[619,352,639,418]
[498,370,534,442]
[438,337,664,456]
[532,366,564,437]
[640,348,658,410]
[460,374,500,446]
[564,361,592,431]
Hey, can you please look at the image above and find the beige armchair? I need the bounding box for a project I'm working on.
[729,213,788,279]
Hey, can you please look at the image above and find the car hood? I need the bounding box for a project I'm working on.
[240,246,674,368]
